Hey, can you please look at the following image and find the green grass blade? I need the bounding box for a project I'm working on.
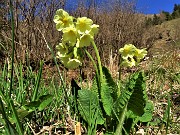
[166,95,171,134]
[0,98,17,135]
[32,61,43,101]
[9,99,23,135]
[9,0,15,98]
[0,98,11,135]
[0,64,9,104]
[14,63,24,103]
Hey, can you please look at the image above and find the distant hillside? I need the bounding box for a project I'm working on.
[160,18,180,41]
[146,18,180,56]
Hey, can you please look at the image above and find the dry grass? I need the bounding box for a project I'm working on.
[0,0,148,66]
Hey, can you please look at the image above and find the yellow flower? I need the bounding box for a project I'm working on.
[53,9,73,31]
[66,59,82,69]
[62,26,77,45]
[119,44,136,59]
[76,33,93,48]
[89,24,99,36]
[134,48,147,62]
[54,9,100,69]
[56,43,68,57]
[56,44,82,69]
[76,17,93,34]
[59,55,70,65]
[121,57,136,67]
[119,44,147,67]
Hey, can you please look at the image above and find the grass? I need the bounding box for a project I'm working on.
[0,62,69,134]
[1,42,179,134]
[143,45,180,134]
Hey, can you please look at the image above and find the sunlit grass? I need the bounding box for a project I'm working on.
[0,42,179,134]
[143,46,180,134]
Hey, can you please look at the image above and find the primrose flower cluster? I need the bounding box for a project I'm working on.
[54,9,99,69]
[119,44,147,67]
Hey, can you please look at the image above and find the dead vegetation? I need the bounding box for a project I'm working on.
[0,0,152,67]
[1,0,179,87]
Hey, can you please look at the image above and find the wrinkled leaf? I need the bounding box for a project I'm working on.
[78,89,104,125]
[101,78,113,116]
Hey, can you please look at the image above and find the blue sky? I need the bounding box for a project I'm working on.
[136,0,180,14]
[65,0,180,14]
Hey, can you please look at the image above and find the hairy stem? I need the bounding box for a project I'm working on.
[118,56,122,96]
[115,104,127,135]
[84,49,99,80]
[92,41,103,87]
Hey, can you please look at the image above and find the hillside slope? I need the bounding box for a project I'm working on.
[146,18,180,56]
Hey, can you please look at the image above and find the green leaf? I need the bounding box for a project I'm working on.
[101,78,114,116]
[78,89,104,125]
[102,66,118,100]
[124,101,154,133]
[115,71,147,117]
[38,94,53,111]
[23,94,53,112]
[91,75,99,96]
[127,72,147,116]
[100,66,117,116]
[10,100,24,134]
[17,109,32,120]
[138,101,154,122]
[24,101,41,111]
[0,98,18,135]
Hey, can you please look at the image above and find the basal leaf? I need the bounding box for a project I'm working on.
[24,101,41,111]
[127,72,147,116]
[138,101,154,122]
[99,66,117,116]
[90,73,100,98]
[102,66,118,100]
[124,101,154,133]
[23,94,53,112]
[78,89,104,125]
[101,78,113,116]
[38,94,53,111]
[114,72,147,117]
